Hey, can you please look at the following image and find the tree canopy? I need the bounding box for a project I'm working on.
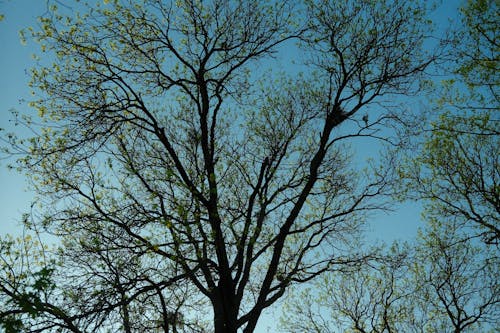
[2,0,496,332]
[280,0,499,332]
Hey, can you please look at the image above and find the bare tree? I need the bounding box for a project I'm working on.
[412,220,500,333]
[281,228,500,333]
[1,0,436,331]
[280,245,431,333]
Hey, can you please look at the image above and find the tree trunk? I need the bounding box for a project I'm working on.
[213,284,238,333]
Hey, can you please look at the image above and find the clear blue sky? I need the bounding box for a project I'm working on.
[0,1,462,332]
[0,0,49,237]
[0,0,460,240]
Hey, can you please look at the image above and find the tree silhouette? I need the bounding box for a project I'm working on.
[0,0,437,331]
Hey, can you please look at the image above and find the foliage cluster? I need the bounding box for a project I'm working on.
[0,0,498,332]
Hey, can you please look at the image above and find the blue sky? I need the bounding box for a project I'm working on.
[0,1,463,331]
[0,0,48,237]
[0,0,460,241]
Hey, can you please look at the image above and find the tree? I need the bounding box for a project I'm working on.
[411,219,500,333]
[0,235,60,333]
[280,225,500,333]
[282,1,500,331]
[399,0,499,245]
[0,0,436,331]
[400,111,499,244]
[280,245,426,333]
[453,0,498,106]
